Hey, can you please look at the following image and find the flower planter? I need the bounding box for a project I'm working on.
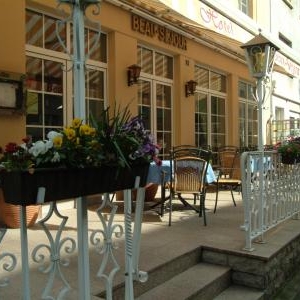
[0,164,149,206]
[116,183,158,202]
[281,155,297,165]
[0,189,40,228]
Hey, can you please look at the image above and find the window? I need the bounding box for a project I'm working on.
[70,25,107,63]
[138,46,173,79]
[26,56,64,140]
[137,45,173,159]
[195,66,227,149]
[238,81,257,148]
[238,0,249,15]
[26,9,107,140]
[26,10,66,51]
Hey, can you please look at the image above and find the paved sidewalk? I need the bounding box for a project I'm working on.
[1,190,300,299]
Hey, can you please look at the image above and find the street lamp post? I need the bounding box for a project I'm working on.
[241,32,279,152]
[57,1,101,299]
[241,32,279,244]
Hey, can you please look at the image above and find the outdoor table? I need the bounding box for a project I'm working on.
[147,160,216,215]
[147,160,216,184]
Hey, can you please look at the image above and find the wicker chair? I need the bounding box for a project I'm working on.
[214,146,241,213]
[168,147,210,226]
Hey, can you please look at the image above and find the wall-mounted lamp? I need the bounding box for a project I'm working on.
[185,80,197,97]
[127,64,141,86]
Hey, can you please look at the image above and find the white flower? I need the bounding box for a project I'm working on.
[51,151,61,163]
[19,143,28,150]
[29,141,49,157]
[44,140,53,151]
[47,131,63,142]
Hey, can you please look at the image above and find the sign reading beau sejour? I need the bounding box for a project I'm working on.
[131,14,187,50]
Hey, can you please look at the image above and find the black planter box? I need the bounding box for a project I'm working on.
[0,164,149,206]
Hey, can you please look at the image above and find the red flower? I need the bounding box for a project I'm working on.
[5,142,18,153]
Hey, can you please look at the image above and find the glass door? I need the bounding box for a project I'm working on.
[138,80,172,159]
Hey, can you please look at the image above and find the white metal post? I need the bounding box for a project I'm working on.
[72,1,89,298]
[257,77,265,243]
[20,206,31,300]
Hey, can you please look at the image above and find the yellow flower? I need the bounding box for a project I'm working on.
[64,127,76,140]
[90,127,96,136]
[53,136,63,148]
[72,118,82,128]
[80,124,93,136]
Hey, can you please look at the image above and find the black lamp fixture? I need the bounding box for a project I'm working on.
[127,64,141,86]
[240,32,279,79]
[185,80,197,97]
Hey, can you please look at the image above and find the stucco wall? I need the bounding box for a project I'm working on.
[0,0,26,149]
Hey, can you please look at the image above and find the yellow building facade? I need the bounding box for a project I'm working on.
[0,0,266,158]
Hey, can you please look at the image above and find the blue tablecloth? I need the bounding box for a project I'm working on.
[147,160,216,184]
[250,156,272,173]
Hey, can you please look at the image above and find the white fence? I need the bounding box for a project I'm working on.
[240,151,300,251]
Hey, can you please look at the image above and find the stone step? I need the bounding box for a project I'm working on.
[136,263,231,300]
[213,285,264,300]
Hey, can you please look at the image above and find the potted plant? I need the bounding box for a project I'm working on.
[275,136,300,164]
[0,106,161,226]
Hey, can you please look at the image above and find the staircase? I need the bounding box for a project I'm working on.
[98,247,265,300]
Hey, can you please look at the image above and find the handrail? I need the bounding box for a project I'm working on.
[240,151,300,251]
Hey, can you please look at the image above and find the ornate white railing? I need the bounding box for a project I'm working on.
[0,185,146,299]
[240,151,300,251]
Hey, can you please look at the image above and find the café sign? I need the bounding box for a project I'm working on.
[131,14,187,50]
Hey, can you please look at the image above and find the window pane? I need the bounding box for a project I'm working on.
[210,71,226,92]
[44,60,63,93]
[157,131,171,159]
[238,81,247,98]
[44,15,66,52]
[26,92,42,125]
[211,96,225,148]
[99,33,107,62]
[239,80,257,147]
[88,100,104,120]
[88,31,107,62]
[239,102,246,119]
[26,57,64,139]
[26,127,43,142]
[87,69,104,99]
[164,109,171,131]
[195,66,209,89]
[86,69,105,119]
[71,26,106,62]
[211,96,225,115]
[44,94,63,126]
[26,10,43,47]
[138,80,151,129]
[155,52,173,79]
[156,83,172,159]
[26,57,43,91]
[156,84,171,107]
[138,46,153,74]
[26,10,66,52]
[195,92,208,147]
